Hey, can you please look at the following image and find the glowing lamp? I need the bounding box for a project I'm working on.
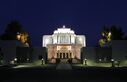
[14,58,17,61]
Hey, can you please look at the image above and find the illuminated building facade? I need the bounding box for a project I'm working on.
[43,26,86,63]
[0,25,127,67]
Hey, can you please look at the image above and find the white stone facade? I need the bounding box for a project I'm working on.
[42,26,86,63]
[42,26,86,47]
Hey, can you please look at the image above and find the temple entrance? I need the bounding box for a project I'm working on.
[56,52,72,63]
[47,44,82,64]
[57,52,72,59]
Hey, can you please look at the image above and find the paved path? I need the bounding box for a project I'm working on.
[56,63,72,70]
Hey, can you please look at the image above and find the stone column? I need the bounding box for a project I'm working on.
[65,53,67,59]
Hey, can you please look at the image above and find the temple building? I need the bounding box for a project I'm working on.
[43,25,86,63]
[1,25,127,67]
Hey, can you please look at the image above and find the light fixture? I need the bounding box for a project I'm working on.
[14,58,17,61]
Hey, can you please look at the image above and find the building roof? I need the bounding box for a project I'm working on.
[54,25,74,34]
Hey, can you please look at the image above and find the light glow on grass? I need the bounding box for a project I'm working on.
[13,65,34,68]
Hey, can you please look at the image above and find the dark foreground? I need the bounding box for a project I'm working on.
[1,65,127,82]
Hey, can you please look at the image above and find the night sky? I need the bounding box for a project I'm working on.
[0,0,127,47]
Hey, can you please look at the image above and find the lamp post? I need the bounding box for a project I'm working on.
[99,59,102,62]
[111,59,114,67]
[14,58,17,64]
[27,58,29,62]
[84,58,87,66]
[41,58,43,65]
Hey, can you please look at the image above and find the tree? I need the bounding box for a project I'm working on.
[0,20,23,40]
[0,20,30,46]
[110,26,124,40]
[99,25,125,47]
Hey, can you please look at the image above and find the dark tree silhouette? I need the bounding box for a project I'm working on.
[27,35,32,47]
[0,20,31,46]
[110,26,124,40]
[0,20,23,40]
[102,25,124,40]
[99,25,126,47]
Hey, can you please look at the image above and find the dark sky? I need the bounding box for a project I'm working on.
[0,0,127,47]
